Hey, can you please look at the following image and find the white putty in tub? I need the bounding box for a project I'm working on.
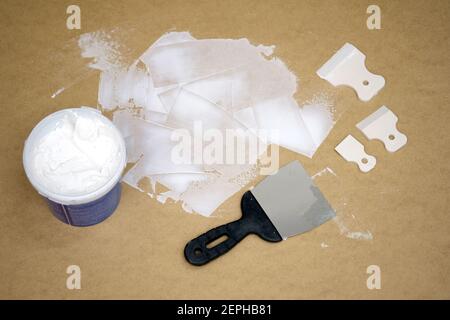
[29,111,123,195]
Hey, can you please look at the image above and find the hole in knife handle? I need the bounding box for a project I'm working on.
[194,248,203,256]
[206,235,229,249]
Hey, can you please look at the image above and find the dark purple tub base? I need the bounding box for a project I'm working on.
[46,183,122,227]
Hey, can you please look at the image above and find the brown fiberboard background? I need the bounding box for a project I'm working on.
[0,0,449,299]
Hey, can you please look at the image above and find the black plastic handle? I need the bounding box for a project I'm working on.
[184,191,282,266]
[184,218,246,266]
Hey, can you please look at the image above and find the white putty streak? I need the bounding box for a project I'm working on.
[312,167,336,179]
[333,216,373,240]
[51,87,65,99]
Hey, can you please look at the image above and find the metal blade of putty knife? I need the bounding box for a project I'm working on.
[251,160,335,239]
[184,160,335,266]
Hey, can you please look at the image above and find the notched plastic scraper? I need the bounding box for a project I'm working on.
[335,135,376,173]
[317,43,385,102]
[357,106,407,152]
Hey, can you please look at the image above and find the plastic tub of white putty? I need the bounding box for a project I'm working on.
[23,107,127,226]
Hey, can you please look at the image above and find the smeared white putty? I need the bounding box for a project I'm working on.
[334,216,374,240]
[30,111,123,195]
[77,30,337,216]
[312,167,336,179]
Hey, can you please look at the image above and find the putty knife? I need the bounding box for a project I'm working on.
[184,161,335,266]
